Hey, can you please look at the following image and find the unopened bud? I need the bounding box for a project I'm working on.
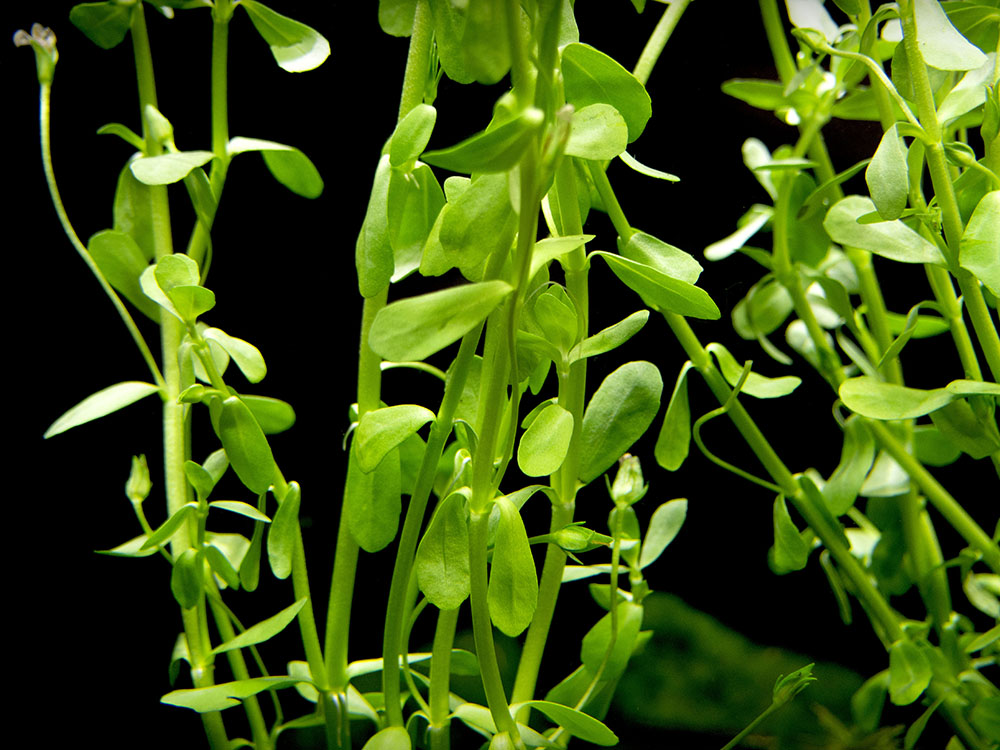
[610,454,647,506]
[126,455,152,505]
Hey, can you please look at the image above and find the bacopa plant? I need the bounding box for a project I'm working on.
[15,1,999,749]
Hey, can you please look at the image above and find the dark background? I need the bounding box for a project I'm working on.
[4,2,993,748]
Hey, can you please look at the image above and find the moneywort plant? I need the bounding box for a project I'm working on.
[13,0,1000,749]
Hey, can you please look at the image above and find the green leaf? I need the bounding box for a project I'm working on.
[167,285,216,323]
[227,136,324,198]
[704,204,772,261]
[573,310,649,362]
[240,512,265,592]
[356,404,435,474]
[267,482,300,580]
[488,497,538,637]
[142,504,197,550]
[346,443,402,553]
[888,638,932,705]
[362,727,412,750]
[356,155,394,298]
[639,499,687,569]
[369,281,513,362]
[561,43,651,142]
[389,104,437,167]
[379,0,417,36]
[211,598,307,655]
[771,495,811,574]
[579,361,663,484]
[45,381,160,438]
[218,396,276,495]
[786,0,839,42]
[530,234,594,280]
[422,108,544,174]
[87,229,159,319]
[240,0,330,72]
[240,395,295,435]
[655,361,693,471]
[618,151,679,182]
[960,190,1000,296]
[851,671,889,733]
[113,163,156,261]
[511,701,618,746]
[388,163,445,282]
[564,104,628,160]
[204,543,241,589]
[840,376,1000,420]
[70,2,132,49]
[130,151,215,186]
[706,342,802,398]
[439,173,514,274]
[594,251,720,320]
[581,600,643,677]
[162,676,300,712]
[866,124,909,220]
[517,403,574,477]
[171,548,202,610]
[824,196,946,265]
[970,696,1000,745]
[203,328,266,384]
[912,424,962,466]
[209,500,271,524]
[621,231,702,284]
[415,490,471,610]
[929,398,1000,459]
[460,0,511,84]
[913,0,988,71]
[823,416,876,515]
[937,57,994,124]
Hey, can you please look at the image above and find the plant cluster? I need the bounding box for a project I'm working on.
[14,1,1000,749]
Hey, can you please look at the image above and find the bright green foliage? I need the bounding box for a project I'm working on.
[770,495,811,574]
[267,482,300,579]
[355,404,435,473]
[211,598,307,655]
[488,497,539,637]
[594,252,720,319]
[239,0,330,72]
[840,376,1000,420]
[44,381,161,438]
[131,151,216,186]
[655,362,693,471]
[70,2,132,49]
[422,108,545,174]
[823,417,876,515]
[162,676,301,713]
[345,443,401,553]
[913,0,987,71]
[171,548,202,610]
[511,701,618,746]
[369,281,513,361]
[960,190,1000,296]
[706,343,801,398]
[415,490,471,610]
[561,43,651,142]
[824,196,946,265]
[517,403,574,477]
[579,361,663,484]
[639,499,687,569]
[565,104,628,160]
[866,124,909,220]
[888,638,932,705]
[87,229,160,319]
[362,727,412,750]
[218,395,276,495]
[228,137,324,198]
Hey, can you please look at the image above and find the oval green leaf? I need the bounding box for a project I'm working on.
[218,396,276,495]
[369,280,513,362]
[594,251,720,319]
[960,190,1000,296]
[639,499,687,569]
[415,490,471,610]
[517,403,574,477]
[564,103,628,160]
[267,482,300,580]
[513,700,618,746]
[240,0,330,72]
[839,376,955,420]
[488,497,538,637]
[561,43,651,142]
[131,151,215,186]
[824,196,946,265]
[356,404,436,474]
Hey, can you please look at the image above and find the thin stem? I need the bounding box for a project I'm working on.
[428,606,460,750]
[632,0,692,87]
[37,83,164,390]
[758,0,797,84]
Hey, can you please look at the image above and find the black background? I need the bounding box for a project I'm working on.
[4,2,994,748]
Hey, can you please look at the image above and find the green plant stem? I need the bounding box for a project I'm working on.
[381,326,481,726]
[758,0,797,84]
[428,606,460,750]
[398,0,433,123]
[898,3,1000,382]
[632,0,692,86]
[37,83,164,390]
[207,593,272,750]
[720,700,783,750]
[468,509,523,745]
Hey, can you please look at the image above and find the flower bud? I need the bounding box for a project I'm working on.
[610,454,647,506]
[125,454,152,506]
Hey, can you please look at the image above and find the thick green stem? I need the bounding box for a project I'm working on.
[428,606,460,750]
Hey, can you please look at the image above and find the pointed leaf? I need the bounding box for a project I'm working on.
[639,499,687,569]
[204,543,241,589]
[960,190,1000,296]
[212,598,308,654]
[162,676,301,712]
[241,395,296,434]
[240,0,330,72]
[209,501,271,524]
[369,281,513,362]
[618,151,679,182]
[913,0,987,71]
[70,2,132,49]
[218,396,276,495]
[771,495,811,573]
[579,361,663,484]
[866,124,909,220]
[594,251,720,319]
[415,490,471,609]
[621,231,702,284]
[823,416,876,515]
[45,381,160,438]
[512,701,618,746]
[356,404,435,473]
[517,403,574,477]
[141,504,197,550]
[267,482,300,580]
[389,104,437,167]
[573,310,649,362]
[422,108,544,174]
[706,342,801,398]
[655,361,693,471]
[824,196,946,265]
[488,497,538,637]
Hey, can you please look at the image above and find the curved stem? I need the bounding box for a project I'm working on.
[632,0,692,86]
